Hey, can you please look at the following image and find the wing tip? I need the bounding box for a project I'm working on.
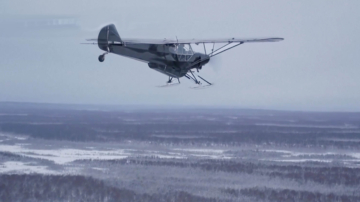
[272,37,284,42]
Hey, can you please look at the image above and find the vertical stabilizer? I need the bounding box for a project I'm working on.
[97,24,122,51]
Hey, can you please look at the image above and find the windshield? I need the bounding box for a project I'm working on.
[169,44,193,56]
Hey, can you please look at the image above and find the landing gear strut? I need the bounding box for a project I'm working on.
[166,77,180,84]
[157,77,180,87]
[187,71,201,85]
[185,70,213,89]
[98,48,109,62]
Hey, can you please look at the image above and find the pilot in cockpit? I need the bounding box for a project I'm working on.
[177,44,185,54]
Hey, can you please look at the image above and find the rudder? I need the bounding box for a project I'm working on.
[97,24,122,51]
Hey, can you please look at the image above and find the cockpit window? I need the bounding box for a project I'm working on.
[169,44,193,61]
[169,44,193,55]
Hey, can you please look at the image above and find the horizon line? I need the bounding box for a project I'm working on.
[0,101,359,114]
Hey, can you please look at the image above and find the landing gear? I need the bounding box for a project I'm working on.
[98,51,109,62]
[187,71,202,85]
[98,54,105,62]
[157,77,180,87]
[185,70,213,89]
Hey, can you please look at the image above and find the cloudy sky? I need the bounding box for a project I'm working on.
[0,0,359,111]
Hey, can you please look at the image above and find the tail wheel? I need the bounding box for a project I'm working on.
[98,55,105,62]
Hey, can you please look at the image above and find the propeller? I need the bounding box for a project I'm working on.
[206,55,223,73]
[190,54,223,73]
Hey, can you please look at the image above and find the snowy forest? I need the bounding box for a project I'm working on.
[0,102,359,201]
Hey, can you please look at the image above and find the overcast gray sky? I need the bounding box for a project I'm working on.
[0,0,359,111]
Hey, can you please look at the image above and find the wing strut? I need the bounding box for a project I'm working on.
[183,42,245,88]
[208,42,244,58]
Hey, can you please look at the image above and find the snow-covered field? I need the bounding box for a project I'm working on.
[0,161,58,174]
[0,104,360,201]
[1,131,360,175]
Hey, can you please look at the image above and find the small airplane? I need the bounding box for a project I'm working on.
[84,24,283,88]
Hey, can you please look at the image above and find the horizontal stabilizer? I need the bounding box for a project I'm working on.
[80,42,98,45]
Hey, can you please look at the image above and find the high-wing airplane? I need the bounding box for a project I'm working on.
[84,24,283,88]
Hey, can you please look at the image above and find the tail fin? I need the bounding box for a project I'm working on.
[98,24,122,51]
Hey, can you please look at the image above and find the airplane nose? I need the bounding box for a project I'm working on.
[189,53,210,70]
[202,54,210,65]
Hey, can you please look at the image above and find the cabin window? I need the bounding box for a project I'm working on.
[169,44,194,61]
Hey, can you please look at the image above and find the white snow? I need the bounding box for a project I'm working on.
[255,123,358,129]
[92,167,107,171]
[0,144,192,165]
[0,161,58,174]
[261,149,360,163]
[190,154,232,159]
[171,148,230,159]
[0,145,130,164]
[349,153,360,159]
[13,136,28,140]
[146,154,185,159]
[264,159,333,163]
[0,133,28,140]
[173,148,225,153]
[260,149,293,154]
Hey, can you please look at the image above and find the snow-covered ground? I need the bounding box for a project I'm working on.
[259,149,360,164]
[0,161,58,174]
[1,132,360,175]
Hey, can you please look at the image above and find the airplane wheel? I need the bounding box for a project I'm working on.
[98,55,105,62]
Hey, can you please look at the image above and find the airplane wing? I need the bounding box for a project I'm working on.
[120,37,283,45]
[121,37,283,58]
[84,24,283,45]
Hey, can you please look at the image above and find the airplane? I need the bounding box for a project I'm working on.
[84,24,283,88]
